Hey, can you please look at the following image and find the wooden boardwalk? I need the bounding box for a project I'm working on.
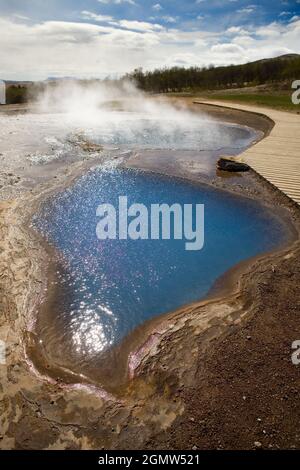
[195,100,300,205]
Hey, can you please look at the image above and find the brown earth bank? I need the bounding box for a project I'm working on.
[145,213,300,450]
[0,101,300,450]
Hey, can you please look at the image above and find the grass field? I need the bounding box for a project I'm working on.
[198,92,299,113]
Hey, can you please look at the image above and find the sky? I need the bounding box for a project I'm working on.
[0,0,300,80]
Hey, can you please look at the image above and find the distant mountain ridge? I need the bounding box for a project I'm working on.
[252,53,300,64]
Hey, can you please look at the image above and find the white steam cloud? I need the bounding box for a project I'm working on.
[36,80,231,151]
[0,80,248,176]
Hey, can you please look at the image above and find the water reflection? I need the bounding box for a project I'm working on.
[33,168,286,369]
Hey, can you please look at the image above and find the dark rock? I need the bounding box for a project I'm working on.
[217,158,250,172]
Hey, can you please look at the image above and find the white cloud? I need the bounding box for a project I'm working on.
[161,16,177,23]
[256,22,283,37]
[13,14,30,21]
[81,11,114,22]
[211,43,244,54]
[110,20,164,32]
[150,15,177,24]
[237,8,254,14]
[227,26,249,34]
[237,5,257,14]
[233,35,255,47]
[0,16,299,81]
[152,3,163,11]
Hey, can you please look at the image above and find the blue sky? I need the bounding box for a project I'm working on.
[0,0,299,80]
[1,0,299,29]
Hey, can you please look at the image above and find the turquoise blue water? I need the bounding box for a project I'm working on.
[33,168,286,362]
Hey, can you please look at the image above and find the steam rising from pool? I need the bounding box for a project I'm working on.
[0,80,257,176]
[36,80,253,151]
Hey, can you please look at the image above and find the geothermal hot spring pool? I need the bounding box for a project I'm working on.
[31,111,287,386]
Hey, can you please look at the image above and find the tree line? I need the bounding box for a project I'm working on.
[125,55,300,93]
[3,55,300,104]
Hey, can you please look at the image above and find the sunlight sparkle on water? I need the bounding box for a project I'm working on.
[33,168,286,367]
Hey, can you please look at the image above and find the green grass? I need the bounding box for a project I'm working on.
[6,86,28,104]
[201,93,299,112]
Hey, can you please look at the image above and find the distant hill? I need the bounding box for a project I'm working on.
[126,54,300,93]
[45,77,80,82]
[252,53,300,64]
